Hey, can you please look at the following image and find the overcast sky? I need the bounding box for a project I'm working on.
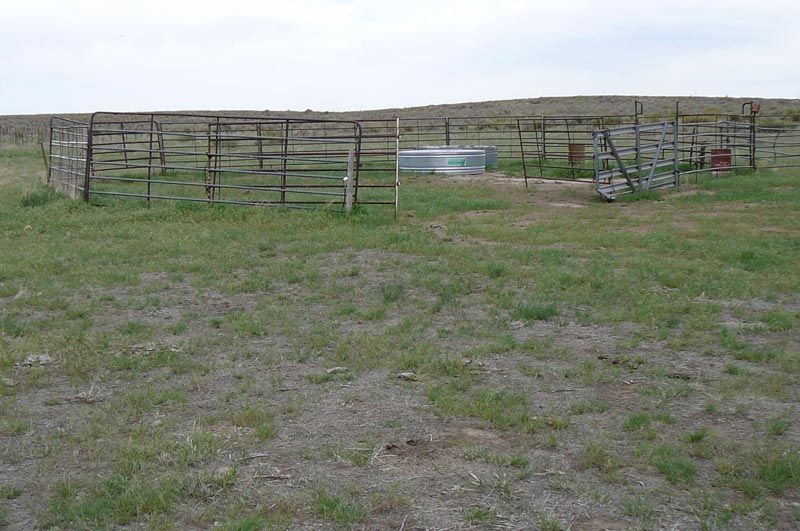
[1,0,798,115]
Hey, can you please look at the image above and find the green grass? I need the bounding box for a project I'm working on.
[768,417,791,436]
[231,407,277,441]
[463,506,498,525]
[511,301,558,321]
[0,485,22,499]
[2,143,800,528]
[462,446,530,469]
[20,185,62,207]
[312,491,367,526]
[641,444,697,484]
[427,385,543,431]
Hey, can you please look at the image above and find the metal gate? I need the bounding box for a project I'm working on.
[592,122,679,200]
[517,116,635,185]
[48,117,89,200]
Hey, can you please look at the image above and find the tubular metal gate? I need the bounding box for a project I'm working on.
[48,117,89,199]
[592,122,679,200]
[517,115,637,185]
[49,112,399,214]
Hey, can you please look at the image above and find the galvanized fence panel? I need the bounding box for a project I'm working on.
[592,122,679,200]
[48,117,88,200]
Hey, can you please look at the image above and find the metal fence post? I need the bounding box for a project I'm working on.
[147,115,154,203]
[395,117,400,218]
[120,122,128,167]
[445,117,450,146]
[541,115,547,160]
[345,147,354,213]
[46,118,53,185]
[82,115,94,203]
[516,118,528,188]
[673,121,680,187]
[156,121,166,174]
[256,123,264,169]
[281,120,289,204]
[634,101,642,184]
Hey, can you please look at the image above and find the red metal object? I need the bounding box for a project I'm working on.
[568,143,586,164]
[710,148,732,170]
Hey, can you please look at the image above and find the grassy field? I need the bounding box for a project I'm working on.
[1,142,799,529]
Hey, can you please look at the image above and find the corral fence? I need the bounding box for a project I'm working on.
[42,102,800,208]
[589,101,800,199]
[48,112,400,214]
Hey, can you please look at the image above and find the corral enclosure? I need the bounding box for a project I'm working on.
[44,100,800,207]
[48,113,399,212]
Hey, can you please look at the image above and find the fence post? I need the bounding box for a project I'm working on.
[353,123,362,205]
[751,115,757,170]
[516,118,528,188]
[395,118,400,218]
[445,117,450,146]
[541,115,547,160]
[147,115,154,203]
[673,121,680,187]
[256,123,264,169]
[155,121,166,174]
[82,116,94,203]
[281,120,289,204]
[46,118,53,185]
[345,147,354,214]
[120,122,128,167]
[745,102,758,170]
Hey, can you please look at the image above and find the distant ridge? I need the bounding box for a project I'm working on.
[3,95,799,128]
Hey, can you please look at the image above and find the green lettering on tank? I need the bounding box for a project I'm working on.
[446,158,466,167]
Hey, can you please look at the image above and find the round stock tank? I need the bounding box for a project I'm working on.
[399,148,485,174]
[419,145,497,169]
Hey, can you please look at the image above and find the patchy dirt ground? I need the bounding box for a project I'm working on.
[1,155,800,529]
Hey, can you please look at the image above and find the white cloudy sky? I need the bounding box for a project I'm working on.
[1,0,798,114]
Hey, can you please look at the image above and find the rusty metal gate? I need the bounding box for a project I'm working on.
[592,122,679,200]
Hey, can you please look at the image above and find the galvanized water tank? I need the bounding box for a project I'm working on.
[474,145,497,169]
[399,148,485,174]
[419,145,497,169]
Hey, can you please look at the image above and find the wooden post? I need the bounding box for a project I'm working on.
[40,141,49,174]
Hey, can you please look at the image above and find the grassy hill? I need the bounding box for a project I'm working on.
[3,95,799,129]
